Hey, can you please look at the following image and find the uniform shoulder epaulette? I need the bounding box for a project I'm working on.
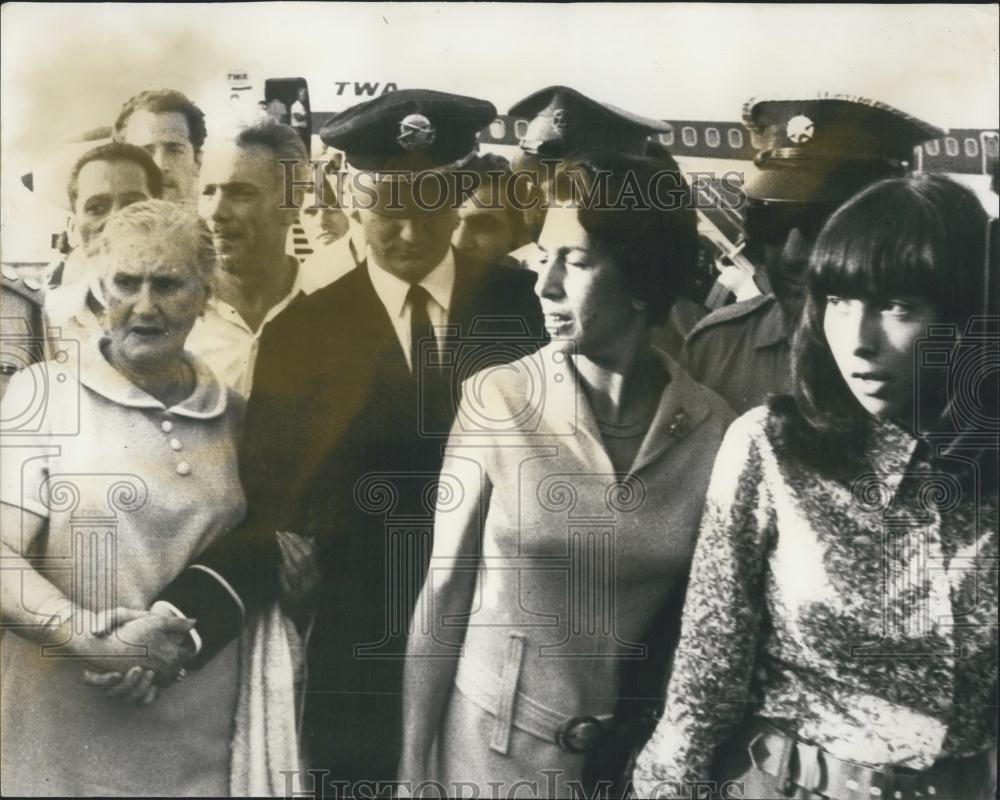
[687,293,775,339]
[1,264,45,306]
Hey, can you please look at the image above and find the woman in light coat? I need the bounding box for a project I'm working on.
[399,151,734,798]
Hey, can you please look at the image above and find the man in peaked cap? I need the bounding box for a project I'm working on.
[510,85,675,164]
[507,85,679,248]
[682,95,942,413]
[154,89,544,788]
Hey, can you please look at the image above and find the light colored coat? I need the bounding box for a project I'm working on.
[424,342,735,796]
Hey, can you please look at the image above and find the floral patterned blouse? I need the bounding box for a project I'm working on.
[633,405,998,792]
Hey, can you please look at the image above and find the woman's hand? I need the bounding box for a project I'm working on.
[72,609,196,676]
[76,606,197,703]
[80,606,163,706]
[83,666,160,706]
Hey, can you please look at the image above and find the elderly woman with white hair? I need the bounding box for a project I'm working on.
[0,200,246,796]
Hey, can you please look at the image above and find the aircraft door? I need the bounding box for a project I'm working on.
[265,77,311,150]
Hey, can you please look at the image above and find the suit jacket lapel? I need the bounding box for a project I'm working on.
[353,259,411,381]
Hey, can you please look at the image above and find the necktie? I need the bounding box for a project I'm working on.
[407,283,434,374]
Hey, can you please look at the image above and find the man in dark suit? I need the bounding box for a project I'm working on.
[156,90,545,790]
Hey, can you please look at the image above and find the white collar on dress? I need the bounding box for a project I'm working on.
[74,337,228,419]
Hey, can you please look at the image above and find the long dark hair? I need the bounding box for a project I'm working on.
[772,173,991,480]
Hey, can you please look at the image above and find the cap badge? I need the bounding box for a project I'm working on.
[397,113,436,150]
[551,108,571,133]
[786,115,815,144]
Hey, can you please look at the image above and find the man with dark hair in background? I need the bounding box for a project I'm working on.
[44,142,163,344]
[114,88,207,202]
[63,143,164,254]
[451,152,531,266]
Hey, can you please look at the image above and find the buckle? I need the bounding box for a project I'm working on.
[556,716,606,754]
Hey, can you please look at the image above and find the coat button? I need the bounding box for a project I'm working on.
[161,420,174,433]
[667,410,689,436]
[176,461,191,476]
[170,438,182,451]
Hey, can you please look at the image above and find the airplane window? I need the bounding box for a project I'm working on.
[924,140,940,157]
[728,128,744,149]
[984,135,999,158]
[489,119,506,140]
[964,138,979,158]
[659,130,674,146]
[749,131,762,150]
[514,120,529,139]
[706,128,721,148]
[682,126,697,147]
[945,137,959,157]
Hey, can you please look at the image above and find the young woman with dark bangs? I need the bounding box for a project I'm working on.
[633,173,998,800]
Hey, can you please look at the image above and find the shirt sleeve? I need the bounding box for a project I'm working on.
[0,366,55,520]
[632,407,776,797]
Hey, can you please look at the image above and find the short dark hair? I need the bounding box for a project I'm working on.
[546,150,698,325]
[774,173,989,476]
[233,120,308,164]
[463,153,531,252]
[67,142,163,209]
[113,89,207,155]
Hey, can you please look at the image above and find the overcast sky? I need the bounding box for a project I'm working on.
[2,2,998,260]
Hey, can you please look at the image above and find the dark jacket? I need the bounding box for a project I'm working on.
[159,253,544,783]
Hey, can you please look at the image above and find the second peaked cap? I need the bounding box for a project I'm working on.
[319,89,497,172]
[741,95,943,202]
[509,86,672,157]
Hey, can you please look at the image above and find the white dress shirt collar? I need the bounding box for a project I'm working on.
[366,247,455,319]
[366,247,456,371]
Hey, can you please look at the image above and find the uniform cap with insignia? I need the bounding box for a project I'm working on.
[318,89,496,173]
[509,85,672,160]
[741,95,944,203]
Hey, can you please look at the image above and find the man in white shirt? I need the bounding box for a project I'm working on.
[290,87,310,144]
[191,120,327,395]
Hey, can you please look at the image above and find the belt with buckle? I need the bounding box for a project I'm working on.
[744,720,994,800]
[454,660,659,755]
[556,712,661,754]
